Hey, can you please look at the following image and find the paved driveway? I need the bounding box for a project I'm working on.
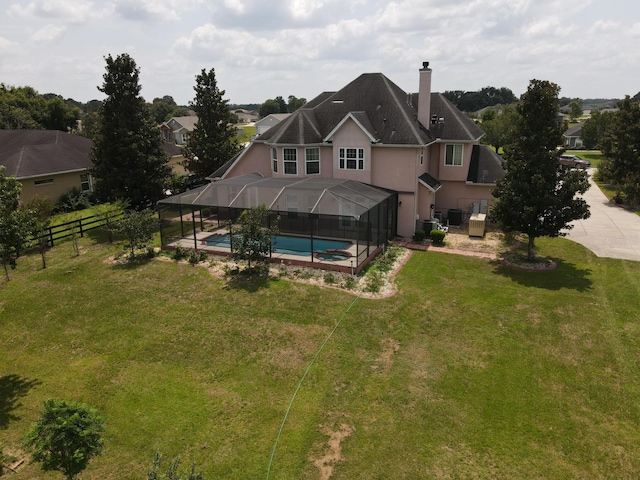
[565,169,640,261]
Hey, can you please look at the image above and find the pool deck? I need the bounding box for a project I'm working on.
[165,230,375,273]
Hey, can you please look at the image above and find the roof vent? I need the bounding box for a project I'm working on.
[332,100,344,104]
[431,115,438,125]
[422,61,430,69]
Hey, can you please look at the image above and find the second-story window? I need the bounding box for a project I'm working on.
[305,148,320,175]
[284,148,297,175]
[272,147,278,173]
[339,147,364,170]
[445,144,463,166]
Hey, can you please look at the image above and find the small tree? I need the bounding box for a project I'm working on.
[492,79,590,261]
[114,208,157,258]
[25,196,54,269]
[229,205,278,270]
[0,167,32,280]
[23,399,105,480]
[148,451,203,480]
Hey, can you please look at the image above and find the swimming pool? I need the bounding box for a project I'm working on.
[204,234,352,256]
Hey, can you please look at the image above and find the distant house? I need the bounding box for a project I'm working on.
[163,143,187,176]
[255,113,291,136]
[0,130,93,203]
[563,124,584,148]
[233,109,259,124]
[160,116,198,145]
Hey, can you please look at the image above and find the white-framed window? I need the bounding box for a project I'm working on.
[34,178,54,186]
[445,144,463,166]
[420,150,424,165]
[271,147,278,173]
[283,148,297,175]
[80,173,92,192]
[339,147,364,170]
[305,147,320,175]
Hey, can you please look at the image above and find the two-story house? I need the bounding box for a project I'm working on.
[210,63,504,238]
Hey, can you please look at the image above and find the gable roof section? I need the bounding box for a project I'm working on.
[324,112,379,143]
[0,130,92,179]
[418,172,442,192]
[466,145,505,184]
[256,73,435,147]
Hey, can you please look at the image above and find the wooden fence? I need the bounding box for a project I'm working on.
[33,212,123,247]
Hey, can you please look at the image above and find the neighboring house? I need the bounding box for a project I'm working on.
[163,143,187,176]
[255,113,291,136]
[0,130,93,203]
[160,116,198,145]
[233,109,259,123]
[563,124,584,148]
[209,63,505,237]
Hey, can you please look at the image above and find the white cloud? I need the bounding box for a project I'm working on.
[31,24,67,43]
[113,0,183,23]
[7,0,100,24]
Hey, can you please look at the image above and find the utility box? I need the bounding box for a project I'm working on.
[423,220,437,234]
[448,209,463,226]
[469,213,486,237]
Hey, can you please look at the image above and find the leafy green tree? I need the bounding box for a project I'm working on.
[91,54,170,209]
[0,167,31,280]
[148,451,203,480]
[600,97,640,205]
[287,95,306,112]
[568,98,583,121]
[229,205,278,270]
[581,110,613,149]
[491,79,590,261]
[114,208,157,258]
[23,399,105,480]
[258,99,281,118]
[149,96,189,124]
[25,196,54,269]
[183,68,241,182]
[480,104,518,153]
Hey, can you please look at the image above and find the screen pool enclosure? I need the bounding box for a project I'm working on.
[158,173,398,273]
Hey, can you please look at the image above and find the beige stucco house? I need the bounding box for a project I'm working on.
[210,63,504,237]
[0,130,93,203]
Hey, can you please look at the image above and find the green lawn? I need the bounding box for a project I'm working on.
[2,234,640,478]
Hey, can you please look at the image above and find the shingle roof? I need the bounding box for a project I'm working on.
[564,124,583,137]
[0,130,92,179]
[255,73,436,147]
[466,145,505,184]
[429,93,485,141]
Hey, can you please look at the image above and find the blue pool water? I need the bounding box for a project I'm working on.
[204,234,351,256]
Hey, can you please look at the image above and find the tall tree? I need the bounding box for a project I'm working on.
[599,96,640,205]
[481,104,518,153]
[287,95,306,112]
[491,80,590,261]
[183,68,241,181]
[568,98,583,121]
[91,54,170,209]
[23,399,105,480]
[581,110,613,149]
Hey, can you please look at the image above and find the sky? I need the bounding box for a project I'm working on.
[1,0,639,106]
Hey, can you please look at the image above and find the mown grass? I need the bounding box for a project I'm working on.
[2,234,640,478]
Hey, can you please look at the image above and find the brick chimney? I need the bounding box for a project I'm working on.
[417,61,432,129]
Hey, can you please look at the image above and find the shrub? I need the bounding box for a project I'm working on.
[188,249,208,265]
[430,229,446,246]
[341,275,357,290]
[323,272,336,284]
[413,229,426,242]
[173,246,189,261]
[364,270,384,293]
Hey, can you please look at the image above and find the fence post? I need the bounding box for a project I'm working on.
[79,218,84,238]
[48,227,54,247]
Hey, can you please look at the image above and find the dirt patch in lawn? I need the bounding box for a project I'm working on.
[312,423,354,480]
[372,337,400,372]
